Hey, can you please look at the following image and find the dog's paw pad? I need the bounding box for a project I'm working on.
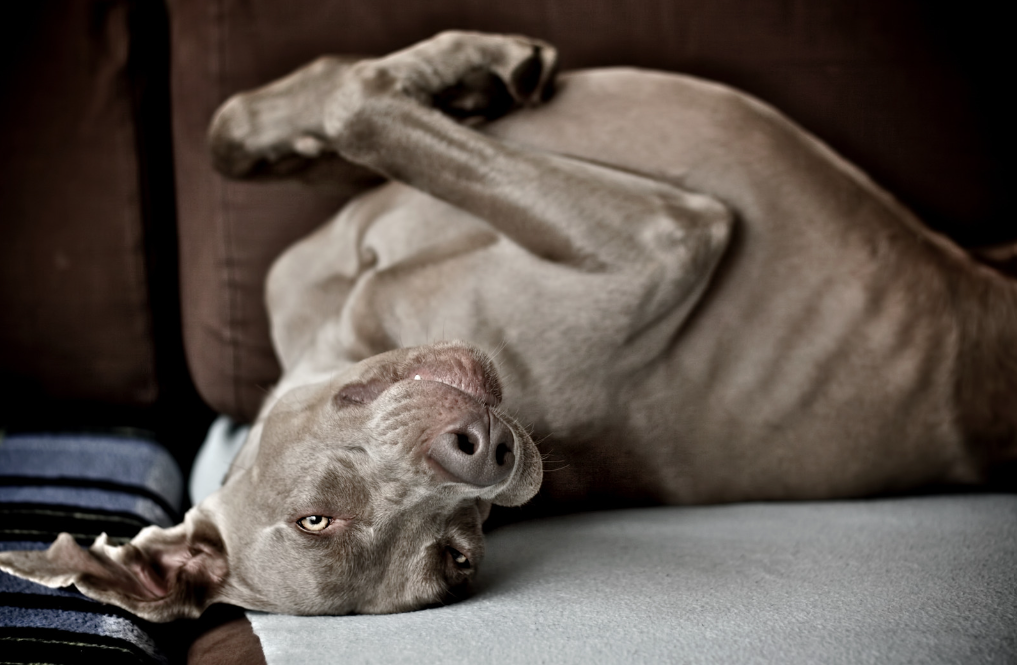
[498,38,558,106]
[432,68,516,121]
[423,32,558,117]
[509,47,545,101]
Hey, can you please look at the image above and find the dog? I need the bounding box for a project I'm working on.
[2,31,1015,621]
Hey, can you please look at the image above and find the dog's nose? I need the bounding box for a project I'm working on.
[428,412,515,486]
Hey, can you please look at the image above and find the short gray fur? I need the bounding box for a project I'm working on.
[249,494,1017,664]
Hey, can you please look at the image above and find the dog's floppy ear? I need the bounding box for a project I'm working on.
[0,508,229,622]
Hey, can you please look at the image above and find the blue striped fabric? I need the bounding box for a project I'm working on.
[0,432,185,664]
[0,487,174,528]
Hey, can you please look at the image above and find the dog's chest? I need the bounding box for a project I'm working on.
[358,184,498,273]
[336,185,507,353]
[311,184,622,431]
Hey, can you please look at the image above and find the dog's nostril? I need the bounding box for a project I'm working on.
[456,433,475,455]
[430,425,512,487]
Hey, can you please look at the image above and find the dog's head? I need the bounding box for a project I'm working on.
[0,341,542,621]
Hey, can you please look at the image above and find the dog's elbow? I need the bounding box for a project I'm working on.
[624,197,733,328]
[641,190,733,274]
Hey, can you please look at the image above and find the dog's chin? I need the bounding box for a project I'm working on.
[397,340,505,407]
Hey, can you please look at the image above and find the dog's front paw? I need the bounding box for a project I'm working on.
[208,56,355,178]
[428,32,558,120]
[327,31,557,126]
[497,35,559,106]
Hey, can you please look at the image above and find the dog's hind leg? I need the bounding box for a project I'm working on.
[953,251,1017,488]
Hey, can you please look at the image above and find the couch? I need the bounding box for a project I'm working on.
[1,1,1014,663]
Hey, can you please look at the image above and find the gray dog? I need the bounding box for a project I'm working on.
[2,32,1014,621]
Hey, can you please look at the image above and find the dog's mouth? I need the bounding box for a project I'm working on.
[403,343,503,408]
[336,342,503,409]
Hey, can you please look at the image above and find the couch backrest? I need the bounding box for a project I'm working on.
[0,1,208,467]
[0,3,158,409]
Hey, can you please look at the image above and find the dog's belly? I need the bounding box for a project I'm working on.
[637,277,967,503]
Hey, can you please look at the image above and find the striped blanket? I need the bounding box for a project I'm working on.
[0,432,184,664]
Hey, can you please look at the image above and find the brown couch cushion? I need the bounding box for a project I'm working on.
[188,617,267,665]
[0,2,158,408]
[170,0,1011,421]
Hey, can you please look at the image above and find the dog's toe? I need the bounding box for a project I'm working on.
[208,96,261,177]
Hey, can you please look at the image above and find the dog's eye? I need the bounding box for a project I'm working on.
[297,515,331,532]
[447,546,471,569]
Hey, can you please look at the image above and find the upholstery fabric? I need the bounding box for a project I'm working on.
[248,496,1017,664]
[187,617,267,665]
[168,0,1011,422]
[0,433,185,664]
[0,2,158,408]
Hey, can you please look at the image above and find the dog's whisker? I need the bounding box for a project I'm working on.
[486,339,508,363]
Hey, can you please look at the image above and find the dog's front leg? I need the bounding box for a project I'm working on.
[211,32,734,334]
[323,32,733,331]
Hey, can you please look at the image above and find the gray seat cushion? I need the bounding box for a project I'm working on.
[249,495,1017,664]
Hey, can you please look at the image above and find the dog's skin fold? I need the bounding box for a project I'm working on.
[2,32,1015,621]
